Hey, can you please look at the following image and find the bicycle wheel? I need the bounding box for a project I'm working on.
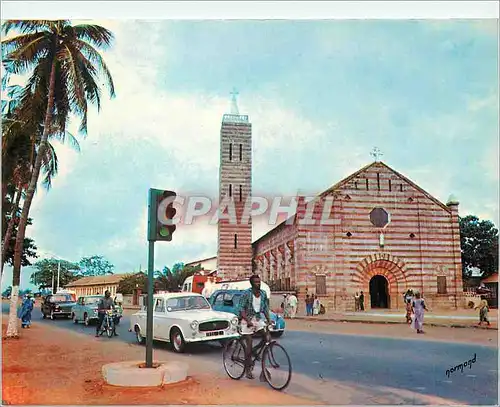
[261,342,292,391]
[223,339,246,380]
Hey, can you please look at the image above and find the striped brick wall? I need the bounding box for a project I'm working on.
[252,162,464,311]
[217,118,253,280]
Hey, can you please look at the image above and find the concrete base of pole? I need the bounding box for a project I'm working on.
[102,360,188,387]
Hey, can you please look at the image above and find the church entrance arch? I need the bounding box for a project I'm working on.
[369,275,390,309]
[352,254,409,310]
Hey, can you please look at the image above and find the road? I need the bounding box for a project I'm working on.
[3,303,498,404]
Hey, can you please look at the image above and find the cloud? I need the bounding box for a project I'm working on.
[7,19,496,275]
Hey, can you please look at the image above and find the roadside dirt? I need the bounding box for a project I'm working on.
[1,321,320,405]
[284,319,498,347]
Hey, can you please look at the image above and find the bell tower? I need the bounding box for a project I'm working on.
[217,89,253,280]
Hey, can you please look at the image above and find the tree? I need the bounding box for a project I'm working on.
[2,20,115,338]
[116,272,148,295]
[2,211,38,268]
[155,263,202,292]
[78,255,114,276]
[30,258,80,292]
[459,215,499,279]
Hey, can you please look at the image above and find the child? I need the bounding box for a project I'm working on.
[475,298,490,326]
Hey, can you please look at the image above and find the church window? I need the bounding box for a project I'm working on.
[409,233,415,238]
[389,179,392,191]
[316,275,327,295]
[437,276,447,294]
[370,207,390,228]
[229,184,232,197]
[377,173,380,190]
[229,143,232,161]
[239,144,242,161]
[400,184,404,192]
[239,185,242,202]
[366,179,369,190]
[346,232,352,237]
[354,181,358,189]
[234,234,238,249]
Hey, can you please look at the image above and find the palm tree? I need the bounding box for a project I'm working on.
[2,20,115,338]
[1,85,80,276]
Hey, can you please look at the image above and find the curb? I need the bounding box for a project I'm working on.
[102,360,189,387]
[293,317,498,330]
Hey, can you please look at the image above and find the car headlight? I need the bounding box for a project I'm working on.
[190,321,199,330]
[231,317,238,326]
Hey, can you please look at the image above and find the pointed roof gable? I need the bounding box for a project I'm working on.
[252,161,452,246]
[319,161,452,213]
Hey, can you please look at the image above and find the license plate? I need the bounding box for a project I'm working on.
[205,331,224,337]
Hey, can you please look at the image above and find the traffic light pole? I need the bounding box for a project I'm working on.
[146,240,154,368]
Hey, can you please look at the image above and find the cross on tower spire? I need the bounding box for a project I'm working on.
[370,147,383,162]
[230,87,239,115]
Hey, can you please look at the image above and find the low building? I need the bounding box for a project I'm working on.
[65,274,126,298]
[185,256,217,275]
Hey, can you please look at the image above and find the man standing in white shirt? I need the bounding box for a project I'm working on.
[287,293,298,319]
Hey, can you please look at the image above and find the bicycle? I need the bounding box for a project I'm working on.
[222,323,292,391]
[98,309,116,338]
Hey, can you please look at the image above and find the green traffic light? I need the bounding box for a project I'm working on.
[159,226,170,237]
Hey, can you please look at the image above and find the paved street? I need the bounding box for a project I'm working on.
[3,303,497,404]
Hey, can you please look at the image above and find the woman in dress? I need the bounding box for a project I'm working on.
[411,292,428,334]
[18,294,34,328]
[475,297,490,326]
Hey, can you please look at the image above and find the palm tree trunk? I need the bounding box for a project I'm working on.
[1,184,22,277]
[6,59,57,339]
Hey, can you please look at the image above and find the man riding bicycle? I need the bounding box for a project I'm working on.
[95,290,118,337]
[238,274,272,380]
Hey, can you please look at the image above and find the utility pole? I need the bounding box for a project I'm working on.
[56,260,61,293]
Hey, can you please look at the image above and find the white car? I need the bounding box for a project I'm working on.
[129,292,240,353]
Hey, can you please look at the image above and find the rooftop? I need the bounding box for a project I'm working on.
[65,274,127,287]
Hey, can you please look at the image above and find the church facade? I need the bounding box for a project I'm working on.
[252,161,464,311]
[212,95,463,310]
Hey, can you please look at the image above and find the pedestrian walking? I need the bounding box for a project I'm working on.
[313,295,321,316]
[281,294,289,318]
[287,293,298,318]
[305,294,311,316]
[405,298,412,324]
[411,291,428,334]
[359,291,365,311]
[354,292,360,311]
[475,297,491,326]
[18,294,34,328]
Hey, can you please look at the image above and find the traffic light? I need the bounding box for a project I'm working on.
[148,189,177,242]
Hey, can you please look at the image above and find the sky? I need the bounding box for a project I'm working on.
[1,17,498,290]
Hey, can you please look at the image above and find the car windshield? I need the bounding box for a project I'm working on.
[166,295,211,311]
[50,295,72,303]
[85,297,101,305]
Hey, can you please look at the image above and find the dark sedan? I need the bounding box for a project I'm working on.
[41,294,76,320]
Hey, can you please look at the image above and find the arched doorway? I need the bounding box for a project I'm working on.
[369,275,390,309]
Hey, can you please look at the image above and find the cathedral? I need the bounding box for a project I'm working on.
[193,94,465,311]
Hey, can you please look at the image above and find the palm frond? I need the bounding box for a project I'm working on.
[75,40,115,99]
[2,20,60,35]
[2,34,51,76]
[40,142,58,190]
[71,24,114,50]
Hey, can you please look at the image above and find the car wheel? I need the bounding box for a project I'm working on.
[72,313,78,324]
[84,313,90,326]
[50,311,55,320]
[170,328,186,353]
[135,326,145,345]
